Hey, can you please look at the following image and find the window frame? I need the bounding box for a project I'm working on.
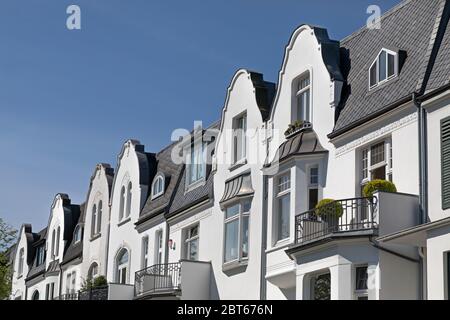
[141,236,149,269]
[232,112,248,165]
[154,230,163,265]
[116,248,129,284]
[73,225,82,244]
[294,72,312,123]
[223,200,251,266]
[184,224,200,261]
[275,172,292,244]
[308,165,320,210]
[354,265,369,300]
[151,174,165,199]
[88,262,99,280]
[360,138,393,192]
[187,141,207,187]
[369,49,398,90]
[36,245,45,266]
[18,248,24,276]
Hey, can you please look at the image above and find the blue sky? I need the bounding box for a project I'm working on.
[0,0,400,231]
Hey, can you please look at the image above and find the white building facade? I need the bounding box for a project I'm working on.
[8,0,450,300]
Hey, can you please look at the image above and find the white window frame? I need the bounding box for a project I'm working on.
[369,49,398,90]
[275,172,291,244]
[184,224,199,261]
[71,271,76,294]
[354,265,369,300]
[223,200,251,265]
[97,201,102,234]
[294,72,312,123]
[18,248,24,276]
[308,165,320,210]
[187,141,207,187]
[91,204,97,237]
[125,181,132,218]
[141,236,149,269]
[66,273,71,294]
[151,174,165,199]
[119,185,126,221]
[116,248,129,284]
[360,138,393,191]
[36,245,45,266]
[88,262,99,280]
[74,226,81,244]
[232,113,247,165]
[154,230,163,265]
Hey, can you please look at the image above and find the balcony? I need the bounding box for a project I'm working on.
[295,197,378,246]
[292,192,420,250]
[134,260,211,300]
[54,286,109,300]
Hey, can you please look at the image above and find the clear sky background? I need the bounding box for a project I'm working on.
[0,0,401,231]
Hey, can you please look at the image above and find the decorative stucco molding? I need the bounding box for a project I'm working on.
[335,112,418,158]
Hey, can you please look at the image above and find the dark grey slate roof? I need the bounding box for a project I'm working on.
[46,259,60,275]
[267,129,327,166]
[167,122,219,218]
[25,227,47,282]
[248,71,276,121]
[332,0,443,136]
[137,142,184,224]
[61,202,86,265]
[220,172,254,208]
[425,1,450,93]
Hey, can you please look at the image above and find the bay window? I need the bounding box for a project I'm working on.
[276,173,291,242]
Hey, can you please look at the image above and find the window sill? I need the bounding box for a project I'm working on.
[222,259,248,273]
[185,178,206,193]
[90,233,102,242]
[17,274,23,280]
[229,159,247,172]
[266,240,292,254]
[117,217,131,227]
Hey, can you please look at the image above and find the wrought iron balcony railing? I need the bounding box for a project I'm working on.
[295,197,378,245]
[134,262,181,297]
[53,285,108,301]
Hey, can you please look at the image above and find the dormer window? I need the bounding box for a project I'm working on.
[151,174,165,199]
[369,49,398,89]
[188,142,206,186]
[74,225,82,244]
[293,72,311,123]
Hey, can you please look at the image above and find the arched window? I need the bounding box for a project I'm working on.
[55,227,60,257]
[97,201,102,234]
[91,204,97,237]
[126,182,132,218]
[31,290,40,300]
[51,229,56,257]
[119,186,126,221]
[18,248,24,276]
[74,226,82,243]
[116,248,129,284]
[88,262,99,280]
[151,175,164,199]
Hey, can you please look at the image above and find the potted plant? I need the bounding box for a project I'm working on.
[284,120,311,138]
[315,199,344,232]
[363,180,397,198]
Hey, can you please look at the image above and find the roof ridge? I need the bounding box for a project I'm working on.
[340,0,412,45]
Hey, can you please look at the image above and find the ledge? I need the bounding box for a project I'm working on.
[222,259,248,275]
[117,217,131,227]
[90,233,102,242]
[228,158,248,172]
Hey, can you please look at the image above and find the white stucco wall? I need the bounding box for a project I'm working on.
[81,164,112,280]
[11,227,29,300]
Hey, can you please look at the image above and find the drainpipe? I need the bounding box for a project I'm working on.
[260,125,270,300]
[414,92,428,300]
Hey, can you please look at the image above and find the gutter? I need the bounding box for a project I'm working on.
[369,237,419,264]
[259,131,270,300]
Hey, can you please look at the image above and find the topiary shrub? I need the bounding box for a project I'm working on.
[315,199,344,218]
[284,120,307,137]
[363,180,397,197]
[93,275,108,287]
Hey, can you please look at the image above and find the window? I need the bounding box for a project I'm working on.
[233,113,247,164]
[224,201,250,264]
[152,175,164,199]
[55,227,60,257]
[155,230,163,265]
[74,226,81,244]
[18,248,24,276]
[142,236,149,268]
[447,252,450,300]
[126,182,132,218]
[91,204,97,236]
[308,166,319,210]
[51,229,56,258]
[295,73,311,122]
[360,140,393,194]
[276,173,291,242]
[71,271,76,293]
[188,142,206,185]
[88,262,99,280]
[441,118,450,209]
[97,201,102,234]
[119,186,126,221]
[355,266,369,300]
[31,290,39,300]
[36,245,45,266]
[369,49,398,89]
[116,248,129,284]
[45,283,55,300]
[185,225,199,261]
[66,273,71,294]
